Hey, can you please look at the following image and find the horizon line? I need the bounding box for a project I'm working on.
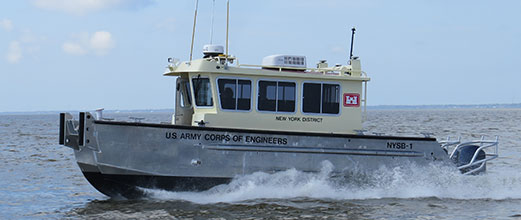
[2,103,521,115]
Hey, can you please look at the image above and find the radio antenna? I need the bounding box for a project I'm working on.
[349,27,356,61]
[225,0,230,57]
[189,0,199,61]
[210,0,215,44]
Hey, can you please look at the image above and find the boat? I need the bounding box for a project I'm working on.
[58,1,499,199]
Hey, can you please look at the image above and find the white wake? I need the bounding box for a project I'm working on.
[143,161,521,204]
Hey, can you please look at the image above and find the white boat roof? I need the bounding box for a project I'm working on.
[164,56,370,82]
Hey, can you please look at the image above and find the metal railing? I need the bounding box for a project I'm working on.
[236,63,370,78]
[440,136,499,175]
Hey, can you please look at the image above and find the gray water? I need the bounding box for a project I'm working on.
[1,109,521,219]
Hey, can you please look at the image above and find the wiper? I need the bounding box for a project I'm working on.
[193,74,202,96]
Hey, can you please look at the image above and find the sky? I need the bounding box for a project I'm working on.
[1,0,520,112]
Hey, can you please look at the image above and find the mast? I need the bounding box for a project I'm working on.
[210,0,215,44]
[189,0,199,61]
[349,27,356,61]
[225,0,230,57]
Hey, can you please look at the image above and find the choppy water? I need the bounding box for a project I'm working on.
[1,109,521,219]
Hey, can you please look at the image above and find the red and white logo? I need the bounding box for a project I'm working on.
[343,93,360,107]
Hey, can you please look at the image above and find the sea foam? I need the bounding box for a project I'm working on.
[143,160,521,204]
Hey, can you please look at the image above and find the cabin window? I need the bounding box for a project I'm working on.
[258,80,296,112]
[218,78,251,111]
[192,77,213,107]
[303,82,340,114]
[277,82,296,112]
[322,84,340,114]
[302,83,321,113]
[180,80,192,108]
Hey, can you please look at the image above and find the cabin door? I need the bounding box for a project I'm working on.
[174,77,194,125]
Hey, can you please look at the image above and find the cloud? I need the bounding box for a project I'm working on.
[32,0,153,15]
[2,26,43,64]
[6,41,22,63]
[62,31,115,56]
[90,31,114,55]
[62,42,86,55]
[0,19,13,31]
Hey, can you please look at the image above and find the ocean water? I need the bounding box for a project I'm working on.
[1,109,521,219]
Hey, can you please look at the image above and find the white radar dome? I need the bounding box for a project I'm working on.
[203,44,224,58]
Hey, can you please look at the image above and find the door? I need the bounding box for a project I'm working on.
[174,77,194,125]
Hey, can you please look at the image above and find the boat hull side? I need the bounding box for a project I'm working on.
[81,171,232,199]
[69,117,450,198]
[89,121,448,178]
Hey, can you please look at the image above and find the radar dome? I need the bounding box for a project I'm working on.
[203,44,224,58]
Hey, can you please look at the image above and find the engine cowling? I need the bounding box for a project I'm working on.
[452,145,486,174]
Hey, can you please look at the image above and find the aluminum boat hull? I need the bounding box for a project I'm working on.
[61,113,449,199]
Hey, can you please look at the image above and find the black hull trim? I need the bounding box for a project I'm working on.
[82,172,232,199]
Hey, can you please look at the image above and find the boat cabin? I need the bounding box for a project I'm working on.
[164,45,370,134]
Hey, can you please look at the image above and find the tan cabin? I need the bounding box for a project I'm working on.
[164,46,370,135]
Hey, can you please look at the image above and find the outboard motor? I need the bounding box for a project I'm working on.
[451,145,486,175]
[441,136,499,175]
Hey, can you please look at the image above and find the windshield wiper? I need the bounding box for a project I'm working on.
[193,74,202,96]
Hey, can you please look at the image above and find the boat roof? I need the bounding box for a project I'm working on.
[164,56,370,82]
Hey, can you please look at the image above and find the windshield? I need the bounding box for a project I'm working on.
[192,77,213,107]
[180,80,192,107]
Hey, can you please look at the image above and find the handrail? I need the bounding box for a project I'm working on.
[237,63,370,78]
[168,57,370,80]
[448,136,498,159]
[441,136,499,175]
[238,63,327,73]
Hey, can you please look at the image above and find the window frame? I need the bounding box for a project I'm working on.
[179,79,192,108]
[256,79,297,114]
[191,76,214,108]
[301,81,341,116]
[216,77,253,112]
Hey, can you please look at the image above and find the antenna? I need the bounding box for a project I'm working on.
[189,0,199,61]
[225,0,230,57]
[210,0,215,44]
[349,27,356,61]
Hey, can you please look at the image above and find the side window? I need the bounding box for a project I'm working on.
[237,80,251,110]
[322,84,340,114]
[302,83,321,113]
[258,80,296,112]
[218,79,236,109]
[192,78,213,107]
[180,80,192,107]
[277,82,296,112]
[258,81,277,111]
[218,78,251,111]
[303,82,340,114]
